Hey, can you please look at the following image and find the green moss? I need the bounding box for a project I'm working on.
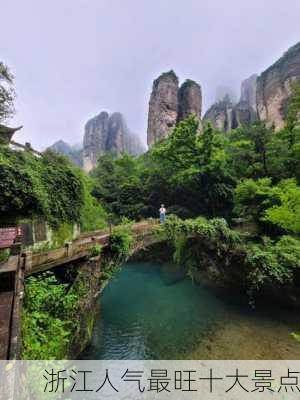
[86,312,95,341]
[88,244,102,258]
[0,249,9,263]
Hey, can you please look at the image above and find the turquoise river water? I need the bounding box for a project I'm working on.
[81,261,300,359]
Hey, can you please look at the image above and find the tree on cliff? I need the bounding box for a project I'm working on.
[286,82,300,133]
[228,122,273,179]
[151,116,235,217]
[0,62,15,122]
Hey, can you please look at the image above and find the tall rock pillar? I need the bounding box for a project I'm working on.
[177,79,202,124]
[147,70,179,146]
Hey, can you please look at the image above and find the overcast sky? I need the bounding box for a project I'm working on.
[1,0,300,149]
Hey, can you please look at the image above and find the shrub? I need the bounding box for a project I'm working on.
[0,147,107,231]
[0,148,83,226]
[0,249,9,263]
[263,179,300,234]
[109,223,134,258]
[22,272,79,359]
[88,244,102,258]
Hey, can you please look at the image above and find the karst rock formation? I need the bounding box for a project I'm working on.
[204,42,300,132]
[256,42,300,130]
[147,71,202,146]
[83,111,144,172]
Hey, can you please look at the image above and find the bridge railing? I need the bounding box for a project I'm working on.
[0,219,159,359]
[23,220,158,275]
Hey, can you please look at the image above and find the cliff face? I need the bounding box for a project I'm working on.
[204,75,258,131]
[257,42,300,130]
[204,42,300,132]
[178,79,202,122]
[106,112,127,155]
[83,111,144,172]
[235,74,258,126]
[147,72,202,146]
[147,71,179,146]
[203,95,235,132]
[83,111,109,172]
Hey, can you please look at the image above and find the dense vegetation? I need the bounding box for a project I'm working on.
[2,60,300,357]
[0,63,106,232]
[91,83,300,300]
[93,99,300,227]
[22,222,134,359]
[22,272,80,359]
[99,221,135,288]
[0,147,106,231]
[157,215,300,301]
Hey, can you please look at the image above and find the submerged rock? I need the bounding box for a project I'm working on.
[160,262,186,285]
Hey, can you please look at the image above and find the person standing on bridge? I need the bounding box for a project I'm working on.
[159,204,166,223]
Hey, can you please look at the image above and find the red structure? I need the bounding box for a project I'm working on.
[0,227,22,250]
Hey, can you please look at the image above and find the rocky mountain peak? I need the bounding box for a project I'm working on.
[240,74,257,106]
[83,111,144,172]
[178,79,202,122]
[257,42,300,130]
[153,70,179,89]
[147,70,179,147]
[47,140,83,167]
[203,96,235,132]
[147,71,202,146]
[234,74,258,127]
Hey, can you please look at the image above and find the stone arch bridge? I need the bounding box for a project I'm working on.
[0,220,160,360]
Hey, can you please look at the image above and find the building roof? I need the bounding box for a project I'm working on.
[0,124,23,143]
